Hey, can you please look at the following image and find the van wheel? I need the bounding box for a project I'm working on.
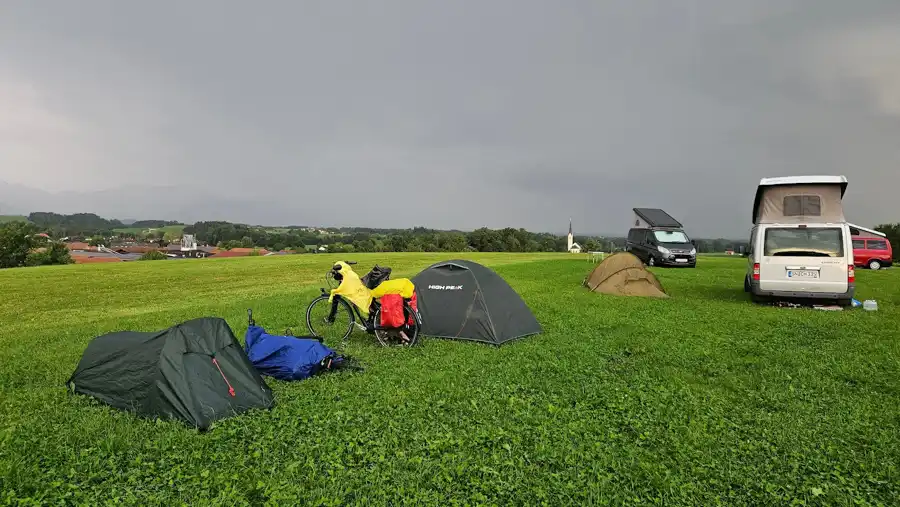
[744,276,751,292]
[868,260,882,270]
[648,257,655,267]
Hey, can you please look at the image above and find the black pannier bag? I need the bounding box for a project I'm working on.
[361,264,392,289]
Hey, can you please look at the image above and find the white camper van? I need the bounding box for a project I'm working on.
[744,175,855,305]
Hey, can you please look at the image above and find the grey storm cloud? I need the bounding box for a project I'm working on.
[1,0,899,237]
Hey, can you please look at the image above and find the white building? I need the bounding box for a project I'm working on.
[567,219,582,253]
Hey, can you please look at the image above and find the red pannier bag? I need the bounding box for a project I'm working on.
[406,291,418,326]
[380,293,405,328]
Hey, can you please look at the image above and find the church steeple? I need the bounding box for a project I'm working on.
[568,218,572,236]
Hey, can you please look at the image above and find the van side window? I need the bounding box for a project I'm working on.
[783,195,822,216]
[867,239,888,251]
[852,239,866,249]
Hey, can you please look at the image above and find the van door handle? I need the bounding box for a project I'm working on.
[785,266,820,271]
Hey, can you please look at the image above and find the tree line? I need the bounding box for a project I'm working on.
[0,221,73,269]
[5,212,897,260]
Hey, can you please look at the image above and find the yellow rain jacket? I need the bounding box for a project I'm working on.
[329,261,373,315]
[370,278,415,299]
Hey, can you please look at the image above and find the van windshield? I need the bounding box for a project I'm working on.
[653,230,690,244]
[763,227,844,257]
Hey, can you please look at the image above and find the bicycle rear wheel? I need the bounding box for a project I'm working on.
[373,301,421,347]
[306,295,354,348]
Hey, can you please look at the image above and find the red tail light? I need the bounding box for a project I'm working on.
[848,264,855,283]
[753,263,760,280]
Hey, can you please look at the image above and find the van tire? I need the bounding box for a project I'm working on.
[868,260,882,270]
[744,276,751,292]
[648,257,655,267]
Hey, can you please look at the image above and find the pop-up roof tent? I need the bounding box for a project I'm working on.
[752,175,848,224]
[848,223,887,238]
[632,208,683,229]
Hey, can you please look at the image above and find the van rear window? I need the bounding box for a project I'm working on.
[763,227,844,257]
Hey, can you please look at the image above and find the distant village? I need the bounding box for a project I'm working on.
[63,234,316,264]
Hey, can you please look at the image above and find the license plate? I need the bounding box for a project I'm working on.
[675,258,688,263]
[787,270,819,278]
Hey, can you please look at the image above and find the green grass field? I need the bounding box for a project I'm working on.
[1,254,898,505]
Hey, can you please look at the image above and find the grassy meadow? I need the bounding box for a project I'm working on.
[1,253,898,505]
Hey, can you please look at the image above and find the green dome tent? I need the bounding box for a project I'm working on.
[411,259,541,345]
[67,317,275,430]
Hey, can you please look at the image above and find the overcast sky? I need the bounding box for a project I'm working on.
[2,1,899,236]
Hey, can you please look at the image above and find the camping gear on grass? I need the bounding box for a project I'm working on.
[583,252,668,298]
[371,277,418,326]
[306,261,423,347]
[245,309,362,380]
[67,317,274,430]
[411,259,541,345]
[361,264,392,289]
[378,294,407,328]
[329,261,373,316]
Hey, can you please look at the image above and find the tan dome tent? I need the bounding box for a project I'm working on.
[583,252,668,298]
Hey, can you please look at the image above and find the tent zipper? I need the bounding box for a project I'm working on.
[211,357,236,397]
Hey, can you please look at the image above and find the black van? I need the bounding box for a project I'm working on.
[625,208,697,267]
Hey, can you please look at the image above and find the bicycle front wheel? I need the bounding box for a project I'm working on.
[306,295,354,348]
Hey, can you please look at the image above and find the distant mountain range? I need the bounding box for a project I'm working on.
[0,181,331,228]
[0,181,631,237]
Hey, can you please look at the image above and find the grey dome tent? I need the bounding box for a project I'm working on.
[67,317,275,430]
[411,259,541,345]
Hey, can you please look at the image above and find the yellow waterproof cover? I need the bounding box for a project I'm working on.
[329,261,372,314]
[370,278,415,299]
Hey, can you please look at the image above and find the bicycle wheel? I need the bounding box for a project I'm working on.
[373,301,421,347]
[306,295,354,348]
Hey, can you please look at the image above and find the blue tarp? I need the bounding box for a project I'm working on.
[244,325,335,381]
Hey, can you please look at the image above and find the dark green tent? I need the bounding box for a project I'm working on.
[67,317,274,430]
[411,259,542,345]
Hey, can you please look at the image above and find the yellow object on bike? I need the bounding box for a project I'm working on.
[329,261,372,315]
[370,278,415,299]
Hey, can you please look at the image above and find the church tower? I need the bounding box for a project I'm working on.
[566,218,581,253]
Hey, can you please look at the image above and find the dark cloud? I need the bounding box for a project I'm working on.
[1,0,899,237]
